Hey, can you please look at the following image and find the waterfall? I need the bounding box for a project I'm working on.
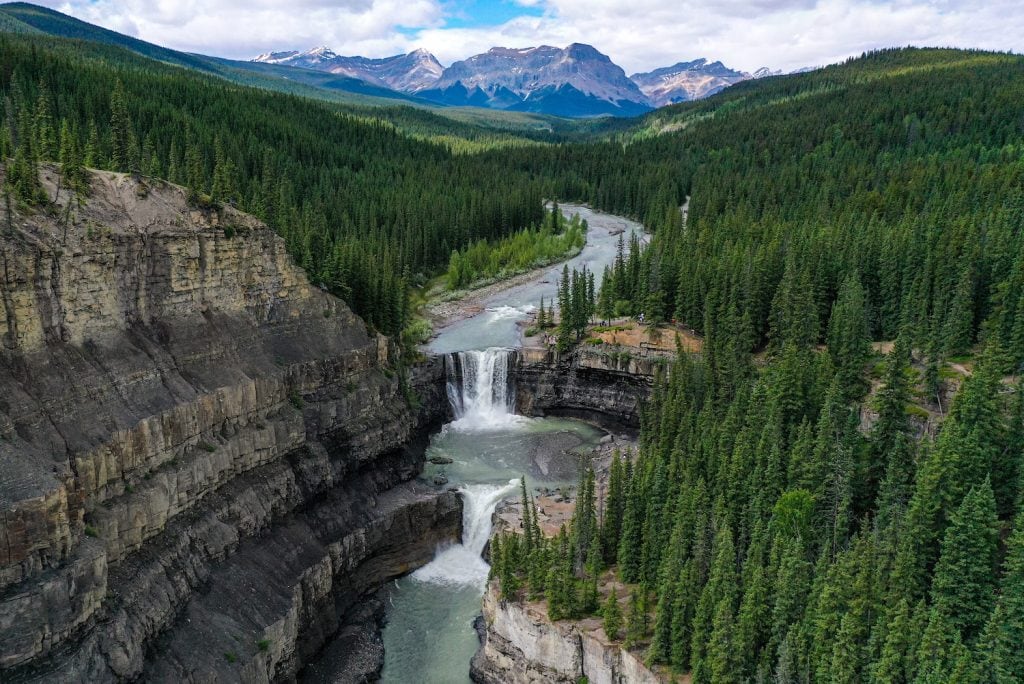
[445,348,520,429]
[411,480,518,588]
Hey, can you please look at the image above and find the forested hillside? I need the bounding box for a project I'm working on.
[2,19,1023,680]
[0,32,548,334]
[489,48,1024,683]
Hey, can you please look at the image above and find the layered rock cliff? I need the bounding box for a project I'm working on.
[0,169,458,682]
[514,345,658,430]
[470,581,662,684]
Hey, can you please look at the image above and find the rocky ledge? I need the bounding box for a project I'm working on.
[470,580,661,684]
[0,169,457,681]
[514,345,658,429]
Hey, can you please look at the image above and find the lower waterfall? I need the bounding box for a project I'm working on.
[412,479,517,587]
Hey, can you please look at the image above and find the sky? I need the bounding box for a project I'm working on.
[34,0,1024,73]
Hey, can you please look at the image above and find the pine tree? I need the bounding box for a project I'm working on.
[109,79,134,172]
[827,271,872,397]
[930,480,999,643]
[603,585,623,640]
[977,517,1024,682]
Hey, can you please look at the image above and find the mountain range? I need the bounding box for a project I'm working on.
[0,2,791,119]
[255,43,783,117]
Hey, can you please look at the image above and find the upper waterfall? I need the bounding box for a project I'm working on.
[445,348,523,430]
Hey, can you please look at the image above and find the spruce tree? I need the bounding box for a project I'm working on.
[603,586,623,641]
[978,518,1024,682]
[601,450,626,565]
[827,271,871,397]
[930,481,999,643]
[870,598,917,684]
[625,587,646,649]
[519,476,534,555]
[617,476,644,582]
[109,79,134,172]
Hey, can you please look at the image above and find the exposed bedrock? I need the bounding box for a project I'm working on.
[470,581,660,684]
[0,170,457,682]
[513,346,657,430]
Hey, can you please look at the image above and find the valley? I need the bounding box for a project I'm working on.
[1,4,1023,683]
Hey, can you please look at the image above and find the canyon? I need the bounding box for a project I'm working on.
[0,170,655,682]
[0,169,461,682]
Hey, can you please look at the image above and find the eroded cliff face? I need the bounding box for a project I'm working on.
[0,169,458,682]
[514,346,658,430]
[470,581,661,684]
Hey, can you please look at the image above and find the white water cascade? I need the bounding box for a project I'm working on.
[412,479,518,588]
[445,348,523,430]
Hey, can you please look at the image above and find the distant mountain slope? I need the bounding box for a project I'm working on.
[420,44,652,117]
[631,58,753,106]
[252,39,783,117]
[0,2,423,107]
[254,47,444,92]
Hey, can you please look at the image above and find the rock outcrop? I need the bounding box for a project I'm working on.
[0,169,458,682]
[471,581,662,684]
[514,346,658,430]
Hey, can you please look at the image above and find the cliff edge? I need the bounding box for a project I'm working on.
[0,168,459,682]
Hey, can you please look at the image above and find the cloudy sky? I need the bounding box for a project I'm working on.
[35,0,1024,73]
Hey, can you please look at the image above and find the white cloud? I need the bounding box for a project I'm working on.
[35,0,1024,73]
[40,0,444,59]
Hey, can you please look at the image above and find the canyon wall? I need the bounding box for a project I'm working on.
[471,581,662,684]
[0,169,457,682]
[514,345,658,430]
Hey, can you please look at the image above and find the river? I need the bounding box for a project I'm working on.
[426,204,641,354]
[381,207,643,683]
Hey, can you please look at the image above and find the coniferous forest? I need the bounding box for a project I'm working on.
[487,48,1024,683]
[2,20,1023,682]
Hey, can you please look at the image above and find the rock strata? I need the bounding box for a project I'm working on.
[0,169,456,682]
[514,346,656,429]
[471,581,662,684]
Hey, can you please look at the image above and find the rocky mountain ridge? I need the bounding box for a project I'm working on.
[631,58,757,106]
[253,43,787,116]
[253,46,444,92]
